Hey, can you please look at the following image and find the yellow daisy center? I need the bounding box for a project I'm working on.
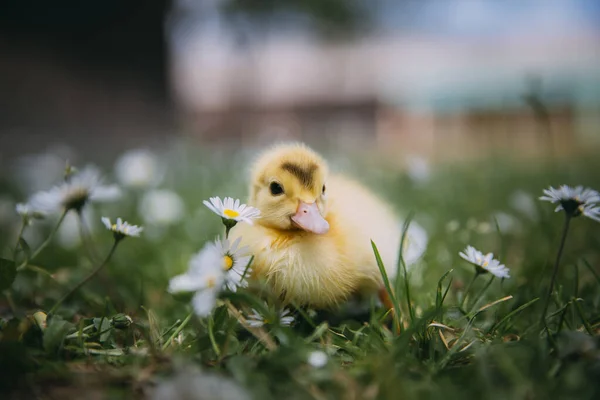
[223,209,240,218]
[223,255,234,271]
[111,224,117,230]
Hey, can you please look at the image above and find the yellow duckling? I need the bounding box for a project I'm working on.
[230,143,402,309]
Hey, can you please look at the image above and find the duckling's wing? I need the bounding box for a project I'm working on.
[327,175,403,280]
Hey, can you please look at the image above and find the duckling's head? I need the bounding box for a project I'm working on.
[249,143,329,234]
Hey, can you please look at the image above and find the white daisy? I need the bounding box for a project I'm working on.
[509,190,538,220]
[398,220,429,266]
[492,211,521,234]
[214,237,252,292]
[203,196,260,225]
[540,185,600,221]
[101,217,143,238]
[580,203,600,223]
[246,308,294,328]
[445,220,460,233]
[307,350,328,368]
[459,245,510,279]
[405,156,431,184]
[15,203,44,224]
[114,149,163,189]
[168,242,225,317]
[151,364,250,400]
[16,203,30,217]
[139,189,185,226]
[28,166,121,213]
[57,208,94,249]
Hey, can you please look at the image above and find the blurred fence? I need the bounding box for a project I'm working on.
[1,0,600,163]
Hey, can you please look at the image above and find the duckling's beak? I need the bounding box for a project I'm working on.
[291,201,329,234]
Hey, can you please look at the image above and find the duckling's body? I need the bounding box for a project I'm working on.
[230,144,401,309]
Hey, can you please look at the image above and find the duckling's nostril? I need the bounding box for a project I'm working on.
[303,209,308,214]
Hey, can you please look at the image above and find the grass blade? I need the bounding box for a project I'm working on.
[436,269,453,310]
[304,322,329,343]
[572,298,594,335]
[488,297,539,334]
[472,295,513,318]
[372,240,402,333]
[395,212,415,322]
[442,278,453,306]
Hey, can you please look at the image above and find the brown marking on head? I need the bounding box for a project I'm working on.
[281,162,318,189]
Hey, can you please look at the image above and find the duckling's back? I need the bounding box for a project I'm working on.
[326,174,402,292]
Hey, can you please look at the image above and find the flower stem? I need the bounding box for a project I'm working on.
[240,255,254,282]
[222,218,237,239]
[207,315,221,356]
[468,275,495,314]
[540,215,571,329]
[48,239,120,314]
[77,210,100,262]
[17,210,68,271]
[459,273,478,310]
[162,312,193,351]
[225,300,276,350]
[13,221,27,260]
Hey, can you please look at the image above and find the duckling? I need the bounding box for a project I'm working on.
[230,143,402,309]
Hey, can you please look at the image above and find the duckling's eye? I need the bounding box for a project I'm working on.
[322,184,326,194]
[269,182,284,196]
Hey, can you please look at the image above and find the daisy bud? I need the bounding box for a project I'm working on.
[111,313,133,330]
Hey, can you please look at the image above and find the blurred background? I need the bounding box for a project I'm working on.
[1,0,600,163]
[1,0,600,306]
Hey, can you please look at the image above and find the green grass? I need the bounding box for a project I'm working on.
[1,142,600,399]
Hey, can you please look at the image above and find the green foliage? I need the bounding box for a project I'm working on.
[0,144,599,398]
[0,258,16,291]
[43,316,74,356]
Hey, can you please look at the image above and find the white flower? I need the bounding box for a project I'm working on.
[203,197,260,225]
[168,242,225,317]
[16,203,30,217]
[406,156,431,184]
[246,308,294,328]
[510,190,538,220]
[459,245,510,279]
[114,149,163,189]
[307,350,328,368]
[492,211,521,234]
[540,185,600,221]
[214,237,252,292]
[139,189,185,226]
[28,166,121,213]
[476,222,492,234]
[446,220,460,233]
[101,217,143,238]
[580,203,600,223]
[399,220,429,266]
[151,364,250,400]
[15,203,44,224]
[540,185,600,206]
[57,208,95,249]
